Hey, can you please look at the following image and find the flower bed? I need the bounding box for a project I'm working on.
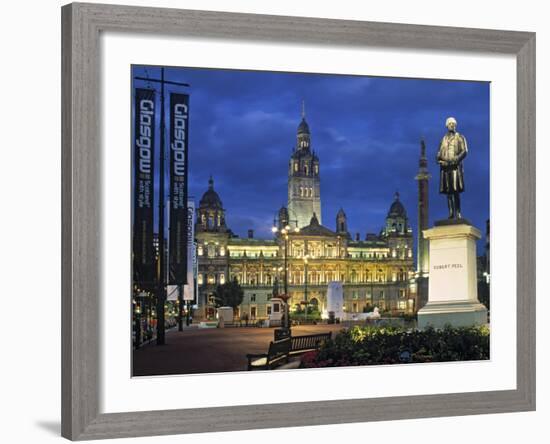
[300,325,490,368]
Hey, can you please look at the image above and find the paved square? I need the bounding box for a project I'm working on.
[133,324,344,376]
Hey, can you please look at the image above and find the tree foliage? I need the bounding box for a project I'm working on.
[213,277,244,310]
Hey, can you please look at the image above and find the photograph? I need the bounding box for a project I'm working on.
[131,64,490,376]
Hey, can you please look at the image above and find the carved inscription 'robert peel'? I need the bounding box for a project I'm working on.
[433,263,464,270]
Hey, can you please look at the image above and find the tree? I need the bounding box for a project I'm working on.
[213,277,244,314]
[478,280,490,311]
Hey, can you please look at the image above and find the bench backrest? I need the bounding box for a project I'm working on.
[267,337,291,362]
[291,332,332,353]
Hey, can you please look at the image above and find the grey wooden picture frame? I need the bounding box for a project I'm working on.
[61,2,536,440]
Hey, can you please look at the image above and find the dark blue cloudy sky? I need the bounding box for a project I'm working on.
[132,65,490,254]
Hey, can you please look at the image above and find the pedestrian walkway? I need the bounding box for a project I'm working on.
[132,324,343,376]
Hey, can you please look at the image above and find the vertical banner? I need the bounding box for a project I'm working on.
[184,200,196,301]
[168,93,190,284]
[133,88,156,284]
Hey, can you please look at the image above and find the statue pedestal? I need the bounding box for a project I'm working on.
[417,222,488,329]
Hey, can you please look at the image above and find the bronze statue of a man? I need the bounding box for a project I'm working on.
[437,117,468,219]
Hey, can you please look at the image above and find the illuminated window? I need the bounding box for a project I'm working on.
[207,244,215,257]
[207,274,215,284]
[197,245,204,256]
[219,246,225,256]
[315,165,318,174]
[294,162,298,172]
[220,273,225,284]
[198,274,203,285]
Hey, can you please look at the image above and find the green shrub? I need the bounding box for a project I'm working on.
[301,324,490,368]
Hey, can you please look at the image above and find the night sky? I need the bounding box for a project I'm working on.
[132,65,490,255]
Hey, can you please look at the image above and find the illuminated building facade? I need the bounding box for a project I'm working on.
[195,110,416,320]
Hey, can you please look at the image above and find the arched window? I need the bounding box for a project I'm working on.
[304,164,308,175]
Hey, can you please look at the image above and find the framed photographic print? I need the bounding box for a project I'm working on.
[61,2,535,440]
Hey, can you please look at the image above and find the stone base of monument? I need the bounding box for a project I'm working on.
[418,300,488,329]
[417,221,488,329]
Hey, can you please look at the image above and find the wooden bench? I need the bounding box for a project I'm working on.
[246,333,332,371]
[290,332,332,355]
[246,337,291,371]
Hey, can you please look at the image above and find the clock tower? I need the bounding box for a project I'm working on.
[288,103,321,228]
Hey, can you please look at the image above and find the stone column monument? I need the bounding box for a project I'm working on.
[417,118,488,329]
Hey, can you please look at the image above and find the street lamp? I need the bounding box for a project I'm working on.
[272,219,300,334]
[272,266,283,297]
[303,254,309,322]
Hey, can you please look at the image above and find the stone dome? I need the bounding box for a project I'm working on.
[199,176,223,209]
[388,192,406,217]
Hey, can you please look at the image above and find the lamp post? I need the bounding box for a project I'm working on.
[272,266,283,297]
[271,222,299,333]
[369,253,383,310]
[303,254,309,322]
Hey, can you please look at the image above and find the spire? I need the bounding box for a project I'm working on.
[301,99,306,119]
[208,175,214,190]
[310,212,319,226]
[336,208,348,234]
[420,137,426,159]
[394,191,400,201]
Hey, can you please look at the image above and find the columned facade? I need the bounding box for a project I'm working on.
[195,105,416,321]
